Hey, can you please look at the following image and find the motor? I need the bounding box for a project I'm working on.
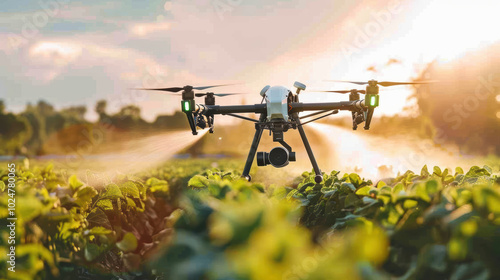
[257,147,296,168]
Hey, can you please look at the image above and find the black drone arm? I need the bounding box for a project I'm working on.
[183,100,368,135]
[202,104,267,115]
[183,104,266,135]
[197,100,364,115]
[289,100,366,113]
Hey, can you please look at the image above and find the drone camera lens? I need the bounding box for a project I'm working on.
[257,152,269,166]
[268,147,289,168]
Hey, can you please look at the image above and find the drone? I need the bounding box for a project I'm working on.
[135,79,432,183]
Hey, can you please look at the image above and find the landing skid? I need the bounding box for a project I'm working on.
[241,113,323,183]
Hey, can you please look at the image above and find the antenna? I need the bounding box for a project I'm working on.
[294,81,306,94]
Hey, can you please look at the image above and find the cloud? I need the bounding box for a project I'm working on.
[30,41,82,65]
[0,0,383,120]
[25,39,168,84]
[5,34,216,121]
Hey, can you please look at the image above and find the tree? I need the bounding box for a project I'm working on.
[36,100,55,116]
[153,111,187,129]
[0,111,31,155]
[95,100,107,115]
[118,105,141,119]
[62,106,87,121]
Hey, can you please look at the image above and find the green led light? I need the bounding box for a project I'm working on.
[365,94,379,108]
[183,101,191,112]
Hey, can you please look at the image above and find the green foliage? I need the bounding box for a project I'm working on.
[0,160,187,279]
[293,165,500,279]
[116,232,138,253]
[151,170,389,280]
[1,160,499,280]
[0,111,31,155]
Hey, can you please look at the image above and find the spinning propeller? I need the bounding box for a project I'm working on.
[313,89,366,94]
[326,79,437,87]
[195,92,246,97]
[310,80,436,95]
[311,79,435,131]
[132,84,238,93]
[132,84,245,135]
[132,84,245,100]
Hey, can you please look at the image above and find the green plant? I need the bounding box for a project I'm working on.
[0,160,189,279]
[1,160,499,280]
[292,165,500,279]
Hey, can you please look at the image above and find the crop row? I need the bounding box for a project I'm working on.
[0,160,499,279]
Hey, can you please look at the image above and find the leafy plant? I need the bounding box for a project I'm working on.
[1,160,499,280]
[0,160,189,279]
[292,165,500,279]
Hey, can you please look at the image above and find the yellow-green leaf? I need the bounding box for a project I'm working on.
[116,232,138,252]
[356,186,371,196]
[455,167,464,175]
[69,175,84,191]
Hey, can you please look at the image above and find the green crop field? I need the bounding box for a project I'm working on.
[1,159,499,280]
[2,0,500,279]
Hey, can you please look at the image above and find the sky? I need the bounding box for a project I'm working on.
[0,0,499,121]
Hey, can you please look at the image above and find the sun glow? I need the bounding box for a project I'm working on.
[405,0,500,63]
[308,0,500,116]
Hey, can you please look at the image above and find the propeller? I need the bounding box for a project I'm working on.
[194,92,247,97]
[131,84,238,93]
[326,80,437,87]
[313,89,366,94]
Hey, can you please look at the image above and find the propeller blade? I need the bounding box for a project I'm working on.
[311,90,366,94]
[193,84,239,91]
[214,93,246,97]
[326,80,368,85]
[377,80,437,87]
[320,90,351,94]
[132,83,240,92]
[131,87,184,92]
[195,92,247,97]
[326,80,437,87]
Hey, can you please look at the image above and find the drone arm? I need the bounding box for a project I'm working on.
[198,101,363,116]
[290,100,366,113]
[201,104,267,115]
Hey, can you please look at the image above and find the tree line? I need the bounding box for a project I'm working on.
[0,100,188,156]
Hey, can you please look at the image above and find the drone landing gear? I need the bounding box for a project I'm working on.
[292,113,323,183]
[241,114,323,184]
[242,114,266,181]
[207,114,214,133]
[184,112,198,135]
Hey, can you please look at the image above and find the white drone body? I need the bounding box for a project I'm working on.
[261,82,306,121]
[262,86,290,120]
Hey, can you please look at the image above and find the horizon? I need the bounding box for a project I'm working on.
[1,0,499,122]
